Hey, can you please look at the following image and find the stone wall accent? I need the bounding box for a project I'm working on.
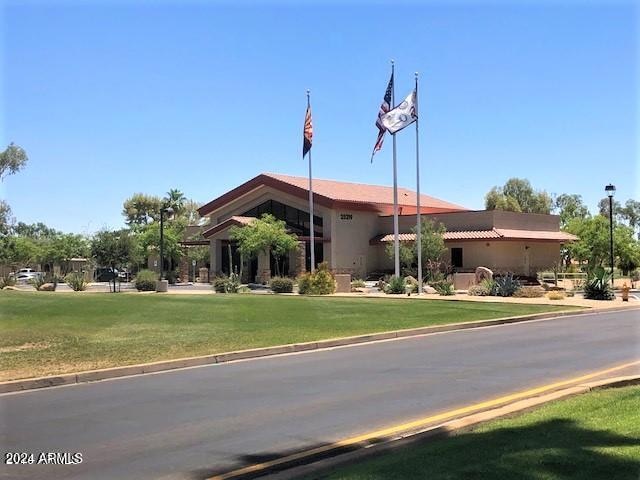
[179,256,190,282]
[198,267,209,283]
[335,274,351,293]
[289,241,306,278]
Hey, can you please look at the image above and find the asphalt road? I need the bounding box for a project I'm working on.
[2,309,639,480]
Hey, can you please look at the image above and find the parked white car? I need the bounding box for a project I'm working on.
[16,268,43,284]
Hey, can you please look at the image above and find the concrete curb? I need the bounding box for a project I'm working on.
[258,375,640,480]
[2,304,638,394]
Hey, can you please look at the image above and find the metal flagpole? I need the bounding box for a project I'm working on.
[307,89,315,273]
[391,60,400,278]
[415,72,422,294]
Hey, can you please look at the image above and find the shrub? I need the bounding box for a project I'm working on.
[513,286,545,298]
[135,269,158,291]
[29,275,46,291]
[270,276,294,293]
[583,267,615,300]
[297,273,312,295]
[384,276,406,294]
[298,262,336,295]
[351,278,366,289]
[547,291,566,300]
[468,283,491,296]
[432,281,455,296]
[404,276,419,293]
[212,276,228,293]
[65,272,87,291]
[493,273,521,297]
[0,276,16,289]
[212,273,241,293]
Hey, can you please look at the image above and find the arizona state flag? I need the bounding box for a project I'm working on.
[303,105,313,158]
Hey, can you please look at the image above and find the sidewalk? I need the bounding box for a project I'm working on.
[332,290,640,310]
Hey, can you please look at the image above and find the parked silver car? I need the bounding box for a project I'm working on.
[15,268,43,284]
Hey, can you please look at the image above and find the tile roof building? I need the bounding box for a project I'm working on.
[197,173,576,282]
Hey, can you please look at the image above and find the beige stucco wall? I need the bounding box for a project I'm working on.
[445,241,560,276]
[202,185,564,278]
[329,209,381,278]
[377,210,562,234]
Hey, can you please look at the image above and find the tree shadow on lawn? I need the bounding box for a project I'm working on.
[327,418,640,480]
[191,418,640,480]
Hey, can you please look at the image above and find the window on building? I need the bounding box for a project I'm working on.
[451,248,463,268]
[241,199,322,237]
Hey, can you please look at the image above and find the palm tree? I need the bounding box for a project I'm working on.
[164,189,187,215]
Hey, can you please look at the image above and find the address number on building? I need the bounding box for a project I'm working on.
[340,214,353,220]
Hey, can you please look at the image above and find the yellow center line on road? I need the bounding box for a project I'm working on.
[207,359,640,480]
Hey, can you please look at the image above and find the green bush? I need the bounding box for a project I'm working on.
[0,276,16,289]
[212,276,228,293]
[351,278,366,289]
[385,276,406,295]
[135,269,158,291]
[584,267,615,300]
[65,272,87,291]
[29,275,46,291]
[297,263,336,295]
[297,273,311,295]
[270,276,294,293]
[493,273,521,297]
[212,273,240,293]
[432,281,455,296]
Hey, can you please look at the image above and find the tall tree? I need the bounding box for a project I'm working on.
[91,229,136,291]
[164,189,187,216]
[229,214,298,277]
[122,193,163,226]
[0,143,29,234]
[620,199,640,236]
[484,178,552,214]
[386,219,447,278]
[554,193,590,228]
[0,201,13,235]
[597,197,622,221]
[0,143,28,180]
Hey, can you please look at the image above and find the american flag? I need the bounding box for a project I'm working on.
[371,72,394,162]
[303,105,313,158]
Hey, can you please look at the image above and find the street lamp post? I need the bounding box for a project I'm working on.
[159,206,174,281]
[605,184,616,287]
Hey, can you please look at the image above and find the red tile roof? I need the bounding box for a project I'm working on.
[198,173,467,217]
[371,229,577,244]
[266,173,466,211]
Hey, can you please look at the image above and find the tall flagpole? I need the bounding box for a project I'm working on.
[307,89,315,273]
[391,60,400,278]
[415,72,422,294]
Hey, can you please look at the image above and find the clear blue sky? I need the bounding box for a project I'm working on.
[1,1,637,234]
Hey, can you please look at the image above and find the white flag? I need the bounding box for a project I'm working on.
[381,90,417,134]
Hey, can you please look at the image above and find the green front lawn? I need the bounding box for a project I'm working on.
[319,385,640,480]
[0,292,578,381]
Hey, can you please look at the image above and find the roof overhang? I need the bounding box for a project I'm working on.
[202,216,256,239]
[198,174,467,218]
[370,229,578,245]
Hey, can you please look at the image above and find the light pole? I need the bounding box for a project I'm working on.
[159,206,174,281]
[605,184,615,287]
